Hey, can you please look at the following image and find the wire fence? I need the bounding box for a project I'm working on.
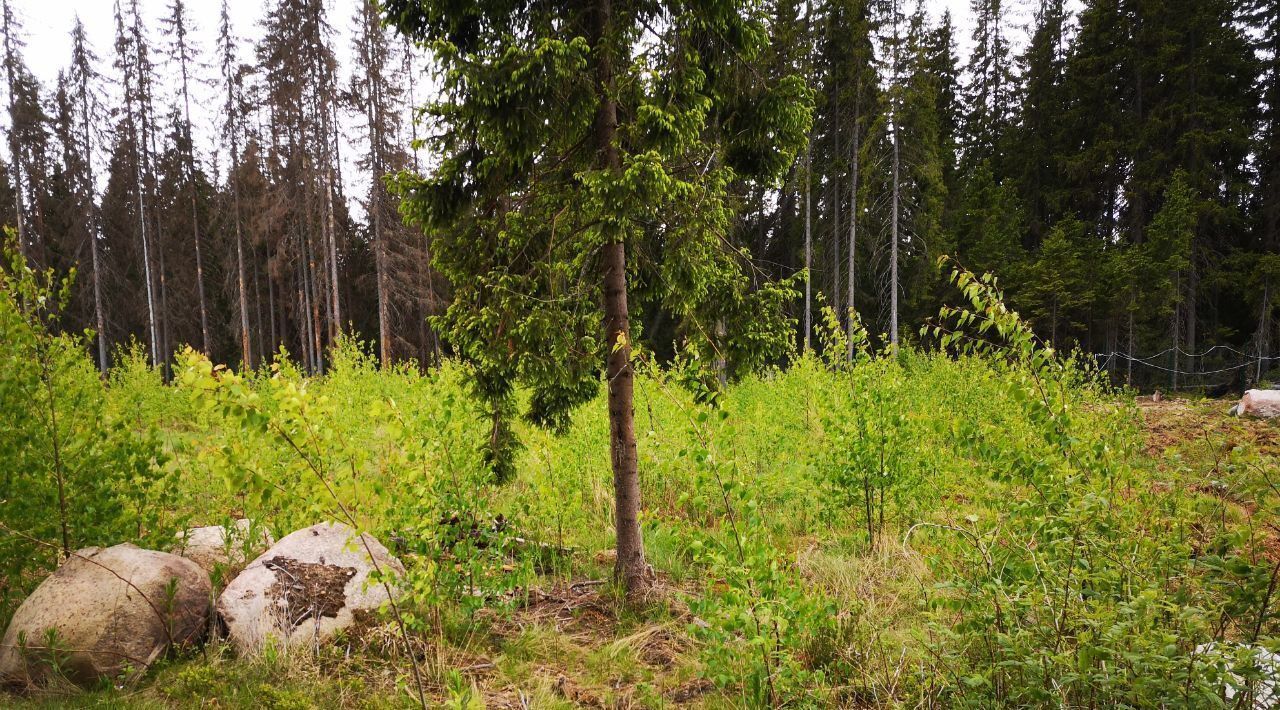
[1091,344,1279,391]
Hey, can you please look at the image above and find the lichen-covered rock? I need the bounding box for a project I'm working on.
[0,544,211,688]
[1237,389,1280,418]
[174,519,274,575]
[216,522,404,654]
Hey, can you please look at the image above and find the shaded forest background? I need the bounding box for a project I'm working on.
[1,0,1277,389]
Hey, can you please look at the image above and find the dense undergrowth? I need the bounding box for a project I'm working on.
[3,252,1280,708]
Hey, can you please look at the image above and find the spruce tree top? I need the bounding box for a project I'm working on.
[385,1,811,430]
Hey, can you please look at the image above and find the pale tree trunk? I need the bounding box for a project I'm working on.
[714,319,727,388]
[888,0,901,349]
[2,0,26,261]
[846,86,860,361]
[832,88,841,319]
[171,2,210,354]
[1187,256,1197,370]
[136,9,170,374]
[1172,273,1181,391]
[79,80,107,375]
[1127,296,1135,386]
[404,45,440,365]
[363,4,391,368]
[889,120,900,348]
[804,138,812,353]
[221,0,251,369]
[374,184,391,367]
[592,0,647,596]
[327,158,341,342]
[229,131,251,369]
[802,0,812,354]
[70,23,108,374]
[120,48,159,367]
[1259,282,1270,384]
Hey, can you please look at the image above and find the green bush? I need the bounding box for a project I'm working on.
[0,239,167,626]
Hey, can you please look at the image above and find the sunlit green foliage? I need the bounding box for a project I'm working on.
[5,244,1280,706]
[0,237,167,627]
[384,0,812,476]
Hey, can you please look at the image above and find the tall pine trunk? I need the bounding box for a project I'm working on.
[804,137,812,353]
[888,0,901,349]
[80,88,107,375]
[846,86,860,361]
[2,1,26,261]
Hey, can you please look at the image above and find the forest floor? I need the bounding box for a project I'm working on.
[6,357,1280,708]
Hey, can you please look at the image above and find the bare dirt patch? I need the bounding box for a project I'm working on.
[263,556,357,629]
[1138,397,1279,460]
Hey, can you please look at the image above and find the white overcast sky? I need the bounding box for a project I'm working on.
[5,0,1034,209]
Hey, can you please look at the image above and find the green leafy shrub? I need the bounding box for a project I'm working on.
[0,239,166,625]
[916,265,1280,706]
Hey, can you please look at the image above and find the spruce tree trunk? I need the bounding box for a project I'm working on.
[1187,256,1198,371]
[804,137,812,353]
[889,118,900,348]
[375,190,391,367]
[832,90,841,320]
[326,165,341,341]
[3,1,27,261]
[75,61,107,375]
[592,0,647,596]
[846,87,860,361]
[174,14,210,355]
[1259,282,1270,384]
[230,142,251,369]
[888,0,901,349]
[88,217,107,375]
[802,0,812,354]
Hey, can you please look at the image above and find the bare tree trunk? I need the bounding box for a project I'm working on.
[592,0,646,596]
[846,86,860,361]
[362,5,392,368]
[1260,282,1270,384]
[802,0,812,355]
[804,138,812,353]
[1127,297,1135,386]
[170,2,210,354]
[374,185,391,367]
[1172,273,1181,391]
[832,89,841,320]
[888,0,901,349]
[714,319,727,388]
[2,0,26,261]
[1187,256,1198,371]
[233,184,251,369]
[72,40,108,375]
[404,45,439,366]
[326,165,341,342]
[122,62,159,367]
[889,120,900,348]
[885,0,906,350]
[220,0,251,368]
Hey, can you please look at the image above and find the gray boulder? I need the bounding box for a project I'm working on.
[0,544,211,688]
[174,519,274,575]
[216,522,404,654]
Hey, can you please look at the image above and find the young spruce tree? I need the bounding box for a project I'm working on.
[385,0,811,593]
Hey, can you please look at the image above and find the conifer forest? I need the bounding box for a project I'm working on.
[1,0,1279,707]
